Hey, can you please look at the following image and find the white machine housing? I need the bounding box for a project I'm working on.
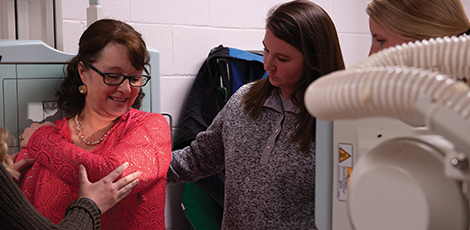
[326,118,468,230]
[310,36,470,230]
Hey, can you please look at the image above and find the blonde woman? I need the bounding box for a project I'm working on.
[0,128,140,229]
[367,0,470,55]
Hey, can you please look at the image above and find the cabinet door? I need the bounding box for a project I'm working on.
[0,0,63,50]
[1,63,65,152]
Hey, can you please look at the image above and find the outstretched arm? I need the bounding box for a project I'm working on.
[168,109,226,184]
[1,162,140,230]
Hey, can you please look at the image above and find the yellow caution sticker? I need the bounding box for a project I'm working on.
[338,143,353,202]
[339,148,351,162]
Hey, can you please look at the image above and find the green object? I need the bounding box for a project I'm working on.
[182,183,223,230]
[218,87,228,102]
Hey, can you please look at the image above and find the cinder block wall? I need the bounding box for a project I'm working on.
[61,0,470,129]
[60,1,470,229]
[60,0,377,127]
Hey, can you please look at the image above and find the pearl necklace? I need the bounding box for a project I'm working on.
[75,114,110,146]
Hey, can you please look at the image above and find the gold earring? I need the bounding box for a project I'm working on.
[79,85,87,94]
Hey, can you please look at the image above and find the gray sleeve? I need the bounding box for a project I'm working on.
[167,107,226,184]
[0,164,101,230]
[167,84,251,184]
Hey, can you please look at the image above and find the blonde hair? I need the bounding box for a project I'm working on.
[0,128,20,179]
[366,0,470,41]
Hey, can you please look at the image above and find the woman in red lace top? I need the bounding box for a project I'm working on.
[15,19,172,230]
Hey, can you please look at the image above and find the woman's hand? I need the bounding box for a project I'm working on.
[20,122,55,148]
[10,152,34,171]
[7,152,34,184]
[78,162,140,214]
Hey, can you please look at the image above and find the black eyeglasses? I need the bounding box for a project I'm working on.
[83,61,151,87]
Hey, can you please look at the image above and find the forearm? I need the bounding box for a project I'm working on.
[25,113,171,193]
[57,198,101,230]
[167,129,225,184]
[0,164,100,230]
[25,125,117,185]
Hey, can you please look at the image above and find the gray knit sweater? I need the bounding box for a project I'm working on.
[0,164,101,229]
[168,84,316,229]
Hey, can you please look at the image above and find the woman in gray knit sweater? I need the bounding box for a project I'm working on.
[168,0,345,229]
[0,127,140,229]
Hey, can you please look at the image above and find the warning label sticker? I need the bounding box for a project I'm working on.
[339,148,351,163]
[338,143,353,202]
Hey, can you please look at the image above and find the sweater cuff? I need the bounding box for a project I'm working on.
[80,198,102,215]
[65,198,102,228]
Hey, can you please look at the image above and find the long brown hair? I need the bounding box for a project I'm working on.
[56,19,150,116]
[242,0,345,155]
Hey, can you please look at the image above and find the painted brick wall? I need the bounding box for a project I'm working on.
[60,0,375,128]
[60,0,470,130]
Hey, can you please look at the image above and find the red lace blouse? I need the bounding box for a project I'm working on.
[16,109,172,230]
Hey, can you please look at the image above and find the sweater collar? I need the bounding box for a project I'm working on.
[263,88,299,114]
